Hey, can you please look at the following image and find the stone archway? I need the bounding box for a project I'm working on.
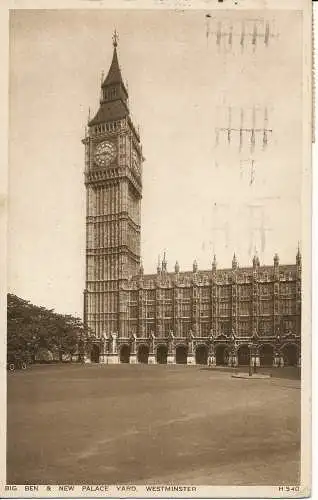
[259,344,274,367]
[215,345,229,366]
[91,344,100,363]
[137,344,149,364]
[119,344,130,364]
[195,345,208,365]
[175,345,188,364]
[282,344,298,367]
[237,345,250,366]
[156,344,168,364]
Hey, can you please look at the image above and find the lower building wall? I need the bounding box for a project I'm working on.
[84,338,301,368]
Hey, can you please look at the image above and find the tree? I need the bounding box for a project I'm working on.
[7,294,92,363]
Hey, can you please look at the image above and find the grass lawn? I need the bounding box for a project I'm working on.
[7,364,300,485]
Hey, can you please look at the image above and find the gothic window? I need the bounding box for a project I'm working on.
[283,319,294,333]
[281,299,295,315]
[200,302,210,317]
[220,286,231,298]
[130,291,138,303]
[260,284,272,296]
[239,302,251,315]
[146,322,154,336]
[129,320,137,334]
[219,302,230,316]
[129,306,138,319]
[181,303,191,317]
[164,320,173,335]
[220,321,231,335]
[238,320,251,337]
[259,300,273,315]
[181,288,191,299]
[180,321,190,337]
[200,287,210,299]
[200,322,210,336]
[280,283,296,296]
[163,289,173,300]
[146,305,155,319]
[145,289,155,301]
[239,285,252,298]
[87,257,94,280]
[259,320,273,336]
[164,304,173,317]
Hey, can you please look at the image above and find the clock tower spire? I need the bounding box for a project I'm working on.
[83,32,143,341]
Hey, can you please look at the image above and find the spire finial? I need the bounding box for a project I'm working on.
[212,253,217,271]
[232,252,238,270]
[139,259,144,276]
[157,255,161,274]
[253,248,260,267]
[296,242,301,266]
[162,251,167,272]
[112,29,119,48]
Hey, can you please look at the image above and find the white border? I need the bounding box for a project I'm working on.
[0,0,312,498]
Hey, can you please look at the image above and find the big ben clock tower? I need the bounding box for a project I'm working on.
[83,31,143,341]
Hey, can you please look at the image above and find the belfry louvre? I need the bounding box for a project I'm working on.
[82,35,301,368]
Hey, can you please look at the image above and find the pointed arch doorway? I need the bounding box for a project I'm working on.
[156,345,168,364]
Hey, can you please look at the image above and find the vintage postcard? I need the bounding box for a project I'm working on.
[0,0,312,497]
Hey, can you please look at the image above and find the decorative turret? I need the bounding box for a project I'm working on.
[139,260,144,276]
[162,252,167,273]
[253,250,260,268]
[296,244,301,268]
[157,256,161,275]
[212,254,217,272]
[174,261,180,274]
[232,252,238,270]
[193,260,198,273]
[273,252,279,279]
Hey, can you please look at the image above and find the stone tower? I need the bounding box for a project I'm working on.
[83,31,143,339]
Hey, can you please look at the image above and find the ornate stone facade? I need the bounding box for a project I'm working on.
[83,35,301,368]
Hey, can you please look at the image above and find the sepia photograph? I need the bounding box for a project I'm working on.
[2,0,312,497]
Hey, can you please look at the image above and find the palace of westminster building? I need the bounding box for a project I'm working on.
[82,34,301,368]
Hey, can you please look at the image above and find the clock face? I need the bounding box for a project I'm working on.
[94,141,117,167]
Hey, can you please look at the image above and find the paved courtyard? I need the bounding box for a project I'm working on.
[7,364,300,485]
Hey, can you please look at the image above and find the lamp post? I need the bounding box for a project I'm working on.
[248,343,253,377]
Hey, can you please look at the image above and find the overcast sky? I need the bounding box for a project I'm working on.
[8,8,303,317]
